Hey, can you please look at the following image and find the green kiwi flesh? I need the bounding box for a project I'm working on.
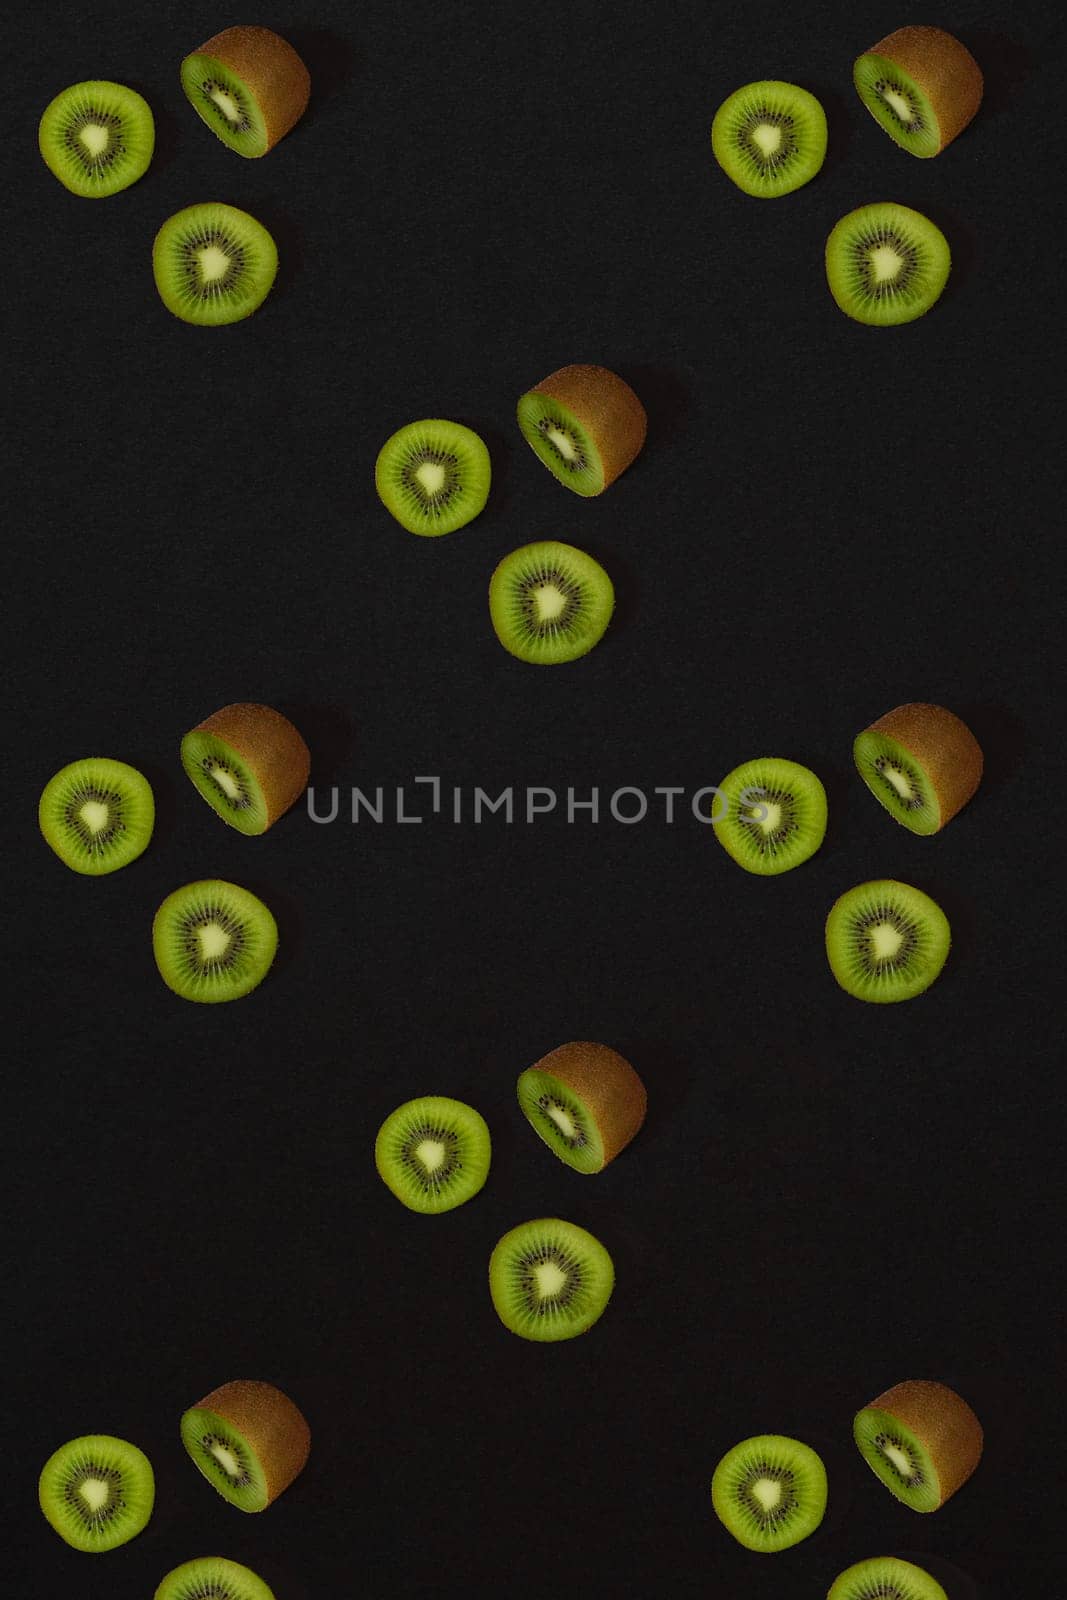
[180,57,268,158]
[39,81,154,197]
[152,880,278,1002]
[155,1556,276,1599]
[711,80,827,197]
[517,1068,605,1173]
[516,394,603,495]
[853,1403,941,1510]
[375,420,491,535]
[179,1408,269,1510]
[153,203,278,326]
[826,203,950,326]
[39,757,155,875]
[854,728,939,832]
[827,1556,948,1600]
[853,56,941,158]
[712,757,827,875]
[375,1096,492,1213]
[489,1218,614,1341]
[826,880,950,1003]
[38,1434,154,1552]
[489,541,614,664]
[711,1434,827,1552]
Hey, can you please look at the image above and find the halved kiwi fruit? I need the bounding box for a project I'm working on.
[854,703,982,835]
[375,420,491,536]
[39,757,154,875]
[489,1218,614,1341]
[152,880,278,1003]
[38,81,154,197]
[38,1434,154,1552]
[181,703,310,834]
[826,880,950,1003]
[375,1096,491,1213]
[517,1042,646,1174]
[828,1556,948,1600]
[826,203,950,327]
[489,541,614,664]
[180,1378,310,1511]
[854,1379,983,1511]
[156,1556,275,1600]
[854,26,983,158]
[153,202,278,326]
[711,80,827,197]
[181,25,310,157]
[712,757,827,875]
[517,364,646,496]
[711,1434,827,1553]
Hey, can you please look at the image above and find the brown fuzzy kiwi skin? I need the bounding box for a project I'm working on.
[192,25,310,154]
[193,1379,310,1506]
[531,365,647,492]
[866,1379,983,1507]
[191,703,310,829]
[863,702,983,830]
[532,1041,647,1169]
[864,25,983,153]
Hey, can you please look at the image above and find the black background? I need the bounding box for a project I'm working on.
[10,2,1061,1596]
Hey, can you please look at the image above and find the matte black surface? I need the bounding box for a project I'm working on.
[11,3,1060,1595]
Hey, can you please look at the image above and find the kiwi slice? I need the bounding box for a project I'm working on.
[375,420,491,536]
[829,1556,948,1600]
[153,880,278,1003]
[489,541,614,664]
[181,1378,310,1512]
[854,26,983,159]
[38,1434,154,1552]
[489,1218,614,1341]
[854,1379,983,1512]
[39,757,154,875]
[38,81,154,198]
[517,364,646,496]
[182,703,310,835]
[825,879,950,1003]
[155,1556,275,1600]
[854,703,983,835]
[826,203,950,327]
[517,1041,647,1174]
[711,1434,827,1553]
[153,203,278,327]
[711,81,827,198]
[374,1095,491,1213]
[181,25,310,157]
[712,757,827,875]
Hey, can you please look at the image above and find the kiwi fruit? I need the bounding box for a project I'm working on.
[375,420,491,536]
[152,880,278,1003]
[489,1218,614,1341]
[712,757,827,875]
[710,1434,827,1553]
[38,81,154,197]
[516,1041,646,1174]
[854,26,983,158]
[825,879,950,1003]
[39,757,155,875]
[854,703,982,835]
[375,1095,492,1213]
[38,1434,154,1552]
[155,1556,275,1600]
[181,1378,310,1511]
[181,703,310,834]
[517,364,646,496]
[853,1379,983,1511]
[826,203,950,327]
[153,202,278,327]
[828,1556,948,1600]
[181,25,310,157]
[489,541,614,664]
[711,81,827,197]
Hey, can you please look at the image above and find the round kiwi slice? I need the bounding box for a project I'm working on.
[180,1378,310,1512]
[826,203,950,327]
[153,202,278,327]
[711,80,827,198]
[854,26,983,159]
[181,25,310,158]
[854,1379,983,1512]
[711,1434,827,1553]
[517,364,646,496]
[489,541,614,664]
[489,1218,614,1341]
[155,1556,276,1600]
[38,1434,154,1552]
[38,81,154,198]
[828,1556,948,1600]
[375,1095,491,1213]
[825,880,950,1003]
[517,1042,647,1174]
[39,757,155,875]
[375,420,492,536]
[181,703,310,835]
[854,703,983,835]
[153,880,278,1003]
[712,757,827,875]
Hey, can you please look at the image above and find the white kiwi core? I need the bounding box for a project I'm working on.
[210,88,242,124]
[751,1477,782,1511]
[415,1138,446,1172]
[197,921,232,962]
[883,88,915,123]
[547,427,578,461]
[751,800,781,834]
[546,1102,577,1138]
[534,584,567,623]
[415,461,447,495]
[870,245,904,283]
[752,123,782,157]
[869,921,904,961]
[210,763,242,799]
[79,799,110,833]
[79,1477,110,1511]
[534,1261,568,1298]
[209,1442,242,1477]
[79,124,110,157]
[883,1442,915,1477]
[197,245,232,283]
[884,764,915,800]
